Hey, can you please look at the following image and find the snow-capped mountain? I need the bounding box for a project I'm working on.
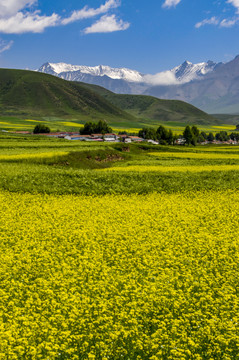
[171,60,217,83]
[37,56,239,113]
[38,60,218,89]
[38,62,144,83]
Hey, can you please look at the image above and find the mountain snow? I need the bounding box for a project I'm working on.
[171,60,217,83]
[39,62,144,83]
[38,60,218,87]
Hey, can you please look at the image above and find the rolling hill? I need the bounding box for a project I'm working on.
[0,68,135,124]
[80,83,220,125]
[0,68,220,128]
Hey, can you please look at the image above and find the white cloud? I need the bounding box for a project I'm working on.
[0,0,37,17]
[195,1,239,29]
[0,0,128,34]
[0,0,129,34]
[220,17,239,26]
[162,0,181,8]
[0,39,13,53]
[227,0,239,13]
[62,0,121,25]
[144,71,178,85]
[83,14,130,34]
[195,16,219,28]
[0,11,60,34]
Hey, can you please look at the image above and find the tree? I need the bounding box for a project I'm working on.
[96,120,112,134]
[191,126,200,138]
[215,131,228,142]
[138,127,157,140]
[167,129,174,145]
[157,125,168,141]
[33,124,50,134]
[80,120,112,135]
[201,131,207,140]
[230,132,239,141]
[183,126,193,145]
[198,134,206,143]
[207,132,214,142]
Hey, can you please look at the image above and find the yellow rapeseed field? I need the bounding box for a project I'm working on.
[103,164,239,172]
[149,152,239,159]
[0,190,238,359]
[0,151,69,161]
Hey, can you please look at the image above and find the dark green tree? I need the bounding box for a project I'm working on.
[198,134,206,143]
[191,126,200,138]
[33,124,51,134]
[200,131,207,140]
[96,120,112,134]
[215,131,228,142]
[167,129,174,145]
[138,128,157,140]
[230,132,239,141]
[157,125,168,141]
[207,132,214,142]
[80,120,112,135]
[183,126,193,145]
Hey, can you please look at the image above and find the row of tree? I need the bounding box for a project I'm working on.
[138,126,175,145]
[183,126,239,144]
[138,125,239,145]
[33,121,239,145]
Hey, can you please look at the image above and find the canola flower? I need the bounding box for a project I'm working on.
[103,164,239,173]
[0,190,238,359]
[0,151,69,161]
[62,122,84,127]
[149,151,239,159]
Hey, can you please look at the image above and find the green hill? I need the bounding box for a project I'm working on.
[0,68,220,129]
[81,83,220,126]
[0,68,135,124]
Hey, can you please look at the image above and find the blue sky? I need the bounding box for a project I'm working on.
[0,0,239,73]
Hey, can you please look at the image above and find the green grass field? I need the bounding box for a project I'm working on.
[0,116,237,134]
[1,134,239,359]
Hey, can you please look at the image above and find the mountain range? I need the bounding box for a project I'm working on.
[38,56,239,114]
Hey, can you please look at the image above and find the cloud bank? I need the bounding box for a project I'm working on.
[0,0,130,34]
[62,0,121,25]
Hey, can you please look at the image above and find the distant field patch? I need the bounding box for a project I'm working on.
[0,151,69,162]
[149,151,239,159]
[212,125,236,130]
[103,164,239,173]
[62,121,84,127]
[25,119,41,123]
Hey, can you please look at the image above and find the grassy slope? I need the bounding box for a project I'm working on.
[0,68,136,125]
[0,68,221,130]
[212,113,239,125]
[81,83,220,126]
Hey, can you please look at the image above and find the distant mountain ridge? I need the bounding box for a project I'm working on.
[144,56,239,114]
[38,57,239,114]
[38,59,218,92]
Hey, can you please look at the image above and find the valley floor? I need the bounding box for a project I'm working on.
[0,135,239,359]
